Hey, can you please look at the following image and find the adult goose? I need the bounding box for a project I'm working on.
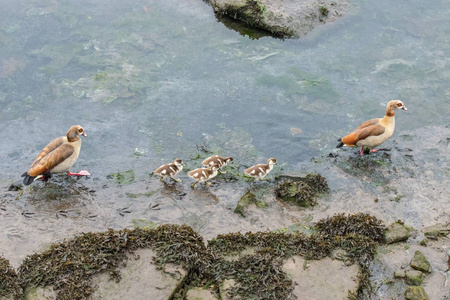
[337,100,407,155]
[22,125,90,185]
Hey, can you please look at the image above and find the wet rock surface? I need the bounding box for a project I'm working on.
[1,126,449,299]
[91,249,186,300]
[369,238,449,300]
[283,256,360,299]
[204,0,349,38]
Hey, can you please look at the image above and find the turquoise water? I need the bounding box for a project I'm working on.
[1,0,449,270]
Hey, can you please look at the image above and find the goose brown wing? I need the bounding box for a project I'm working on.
[27,144,74,176]
[351,118,380,133]
[341,124,385,146]
[30,137,64,168]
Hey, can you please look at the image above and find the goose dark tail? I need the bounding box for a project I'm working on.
[21,172,35,186]
[336,138,344,148]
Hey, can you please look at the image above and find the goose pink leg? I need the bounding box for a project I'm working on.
[68,170,91,176]
[370,148,390,153]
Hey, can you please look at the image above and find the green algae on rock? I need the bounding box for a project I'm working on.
[404,286,430,300]
[410,251,432,273]
[108,170,135,185]
[234,190,267,217]
[405,269,423,286]
[422,223,450,240]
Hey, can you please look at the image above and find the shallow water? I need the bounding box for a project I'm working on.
[0,0,449,282]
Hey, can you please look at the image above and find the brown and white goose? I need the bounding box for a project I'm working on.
[188,163,220,188]
[21,125,90,185]
[244,158,277,181]
[201,155,233,173]
[153,159,184,183]
[337,100,407,155]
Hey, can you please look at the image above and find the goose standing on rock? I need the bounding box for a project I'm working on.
[188,163,220,188]
[336,100,407,155]
[153,159,184,183]
[202,155,233,173]
[244,158,277,181]
[22,125,90,185]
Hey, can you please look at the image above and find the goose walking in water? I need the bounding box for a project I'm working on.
[337,100,407,155]
[22,125,90,185]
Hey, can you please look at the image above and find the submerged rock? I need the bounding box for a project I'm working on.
[234,190,266,217]
[204,0,349,38]
[404,286,430,300]
[410,251,432,273]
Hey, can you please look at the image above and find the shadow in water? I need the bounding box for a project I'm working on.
[215,14,282,40]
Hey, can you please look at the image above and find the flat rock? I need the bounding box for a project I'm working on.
[405,269,423,286]
[90,249,186,300]
[23,287,56,300]
[220,279,236,300]
[283,256,359,299]
[186,287,217,300]
[422,223,450,240]
[385,221,410,244]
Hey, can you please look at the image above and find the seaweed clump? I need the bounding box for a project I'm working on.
[316,213,386,243]
[10,214,387,300]
[275,174,329,207]
[0,256,20,298]
[17,225,210,300]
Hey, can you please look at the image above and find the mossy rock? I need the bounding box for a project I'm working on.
[394,269,405,278]
[384,221,410,244]
[404,286,430,300]
[234,190,266,217]
[410,251,432,273]
[405,269,423,286]
[422,223,450,240]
